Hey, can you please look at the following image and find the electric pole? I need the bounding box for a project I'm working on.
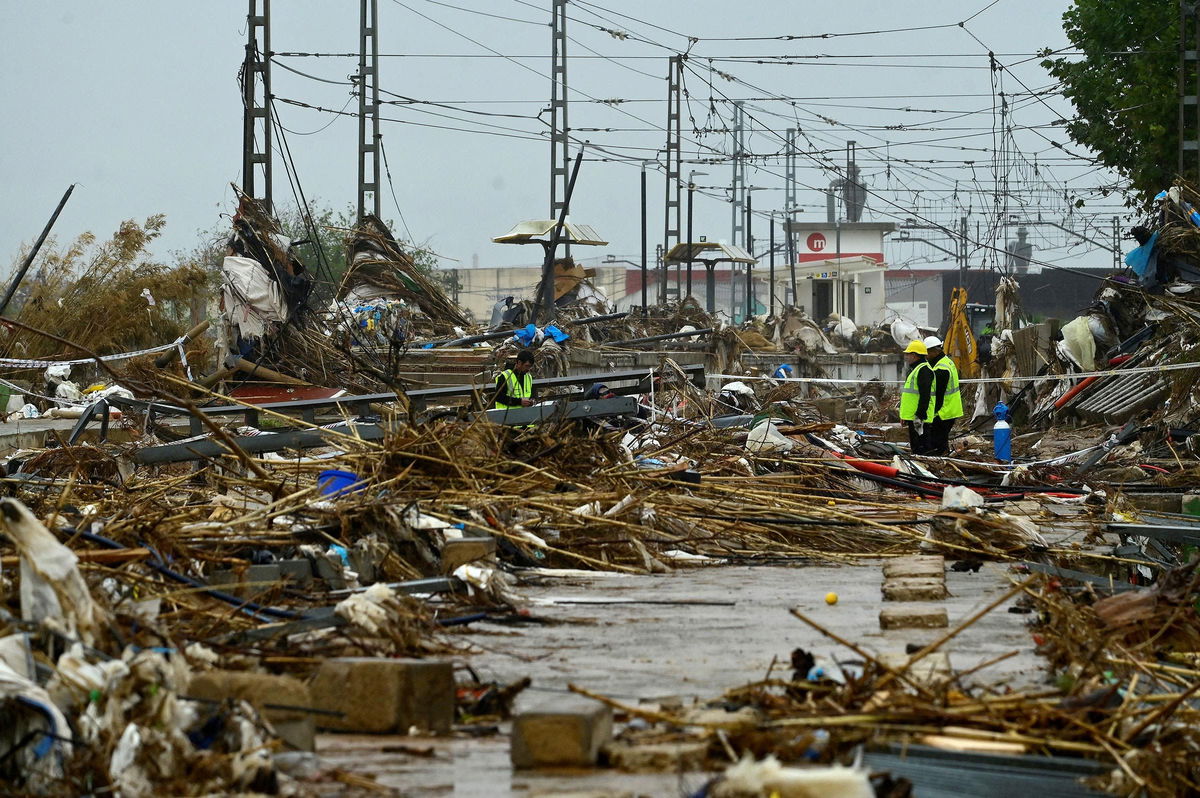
[1112,215,1121,271]
[641,162,648,310]
[550,0,570,253]
[784,126,798,253]
[730,101,746,247]
[959,215,968,288]
[769,214,776,316]
[662,55,683,302]
[241,0,272,210]
[357,0,381,222]
[745,188,754,320]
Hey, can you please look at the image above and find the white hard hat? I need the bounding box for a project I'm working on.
[923,335,943,349]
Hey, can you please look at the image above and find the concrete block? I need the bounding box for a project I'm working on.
[811,397,846,422]
[187,670,315,752]
[309,657,454,734]
[880,605,949,630]
[311,555,347,590]
[277,558,312,586]
[606,740,708,773]
[511,700,613,769]
[878,651,952,687]
[882,577,948,602]
[441,536,497,574]
[1126,492,1182,515]
[882,555,945,580]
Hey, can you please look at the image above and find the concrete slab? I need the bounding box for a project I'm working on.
[882,555,945,580]
[882,577,948,602]
[442,536,498,574]
[0,418,81,456]
[310,657,455,734]
[187,670,315,752]
[511,700,613,769]
[880,605,949,630]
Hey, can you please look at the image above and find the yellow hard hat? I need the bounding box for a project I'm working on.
[904,340,928,355]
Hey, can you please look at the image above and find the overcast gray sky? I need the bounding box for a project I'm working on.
[1,0,1120,275]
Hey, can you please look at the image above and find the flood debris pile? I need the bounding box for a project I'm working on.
[0,497,289,795]
[337,214,468,338]
[0,378,946,794]
[566,564,1200,797]
[965,182,1200,457]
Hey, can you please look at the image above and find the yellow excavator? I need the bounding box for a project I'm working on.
[943,286,981,380]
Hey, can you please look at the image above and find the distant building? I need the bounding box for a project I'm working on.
[884,267,1114,331]
[781,221,896,326]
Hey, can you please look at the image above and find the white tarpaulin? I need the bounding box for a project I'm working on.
[220,255,288,340]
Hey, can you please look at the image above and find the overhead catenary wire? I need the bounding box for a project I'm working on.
[262,0,1122,281]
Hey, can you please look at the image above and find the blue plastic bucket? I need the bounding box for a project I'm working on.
[318,469,365,497]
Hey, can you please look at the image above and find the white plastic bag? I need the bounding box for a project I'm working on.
[941,485,984,510]
[746,420,795,454]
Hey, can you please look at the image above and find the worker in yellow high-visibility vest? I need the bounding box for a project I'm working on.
[898,340,934,455]
[924,335,963,455]
[493,349,536,410]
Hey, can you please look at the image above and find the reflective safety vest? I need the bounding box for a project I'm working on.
[899,362,934,423]
[494,368,532,410]
[931,355,964,420]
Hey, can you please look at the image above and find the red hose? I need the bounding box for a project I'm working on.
[1053,355,1132,410]
[831,451,900,479]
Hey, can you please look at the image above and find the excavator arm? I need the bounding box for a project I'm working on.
[943,286,980,380]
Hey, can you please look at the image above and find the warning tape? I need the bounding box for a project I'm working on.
[0,340,180,370]
[712,359,1200,387]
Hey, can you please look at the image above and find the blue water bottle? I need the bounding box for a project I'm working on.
[993,401,1012,463]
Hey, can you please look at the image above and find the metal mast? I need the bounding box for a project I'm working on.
[241,0,272,209]
[784,128,798,213]
[784,127,798,293]
[550,0,570,239]
[357,0,381,221]
[730,101,746,247]
[662,54,683,302]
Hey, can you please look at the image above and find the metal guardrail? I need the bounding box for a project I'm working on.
[107,363,704,433]
[1105,523,1200,546]
[131,396,638,464]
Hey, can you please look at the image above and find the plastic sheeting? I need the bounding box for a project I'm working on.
[1060,316,1097,372]
[220,255,289,340]
[1,498,106,645]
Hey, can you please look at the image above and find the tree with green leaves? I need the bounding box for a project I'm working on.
[1042,0,1178,198]
[180,200,451,305]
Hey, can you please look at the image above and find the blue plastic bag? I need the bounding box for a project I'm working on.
[1124,231,1158,279]
[512,323,540,347]
[543,324,570,343]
